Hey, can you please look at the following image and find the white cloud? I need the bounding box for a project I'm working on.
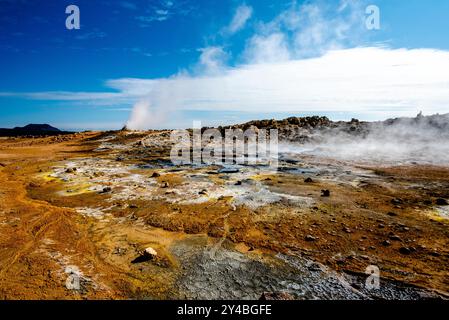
[224,4,253,35]
[243,33,291,64]
[124,47,449,129]
[197,46,229,74]
[4,47,449,129]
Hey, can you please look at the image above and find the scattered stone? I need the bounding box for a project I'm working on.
[387,212,398,217]
[399,247,412,255]
[430,251,441,257]
[161,182,169,188]
[389,234,402,241]
[101,187,112,193]
[436,198,448,206]
[259,292,294,300]
[305,235,317,242]
[342,227,352,234]
[113,247,127,255]
[151,172,161,178]
[132,247,158,263]
[304,177,313,183]
[321,189,330,197]
[382,240,391,246]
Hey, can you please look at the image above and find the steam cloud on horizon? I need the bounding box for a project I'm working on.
[126,0,449,130]
[279,113,449,166]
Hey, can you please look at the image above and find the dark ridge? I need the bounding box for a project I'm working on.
[0,124,73,137]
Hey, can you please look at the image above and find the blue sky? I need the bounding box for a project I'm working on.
[1,0,449,130]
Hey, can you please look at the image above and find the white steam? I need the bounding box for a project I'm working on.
[281,114,449,165]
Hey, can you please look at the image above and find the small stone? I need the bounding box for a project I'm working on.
[305,235,317,242]
[343,227,352,233]
[129,204,138,209]
[436,198,448,206]
[399,247,412,255]
[304,177,313,183]
[101,187,112,193]
[430,251,441,257]
[389,234,402,241]
[132,247,158,263]
[199,189,208,195]
[161,182,169,188]
[321,189,330,197]
[151,172,161,178]
[387,212,397,217]
[382,240,391,246]
[143,247,157,259]
[235,181,242,186]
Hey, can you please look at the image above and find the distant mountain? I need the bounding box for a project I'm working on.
[13,124,61,132]
[0,124,70,137]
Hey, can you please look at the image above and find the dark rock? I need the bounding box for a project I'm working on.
[382,240,391,246]
[321,189,330,197]
[161,182,169,188]
[430,251,441,257]
[132,247,158,264]
[391,198,403,205]
[387,212,397,217]
[389,234,402,241]
[151,172,161,178]
[342,227,352,233]
[101,187,112,193]
[399,247,412,255]
[304,177,313,183]
[235,181,242,186]
[305,235,317,242]
[436,198,448,206]
[199,189,208,195]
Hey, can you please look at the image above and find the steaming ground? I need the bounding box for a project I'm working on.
[247,113,449,166]
[300,114,449,165]
[0,114,448,299]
